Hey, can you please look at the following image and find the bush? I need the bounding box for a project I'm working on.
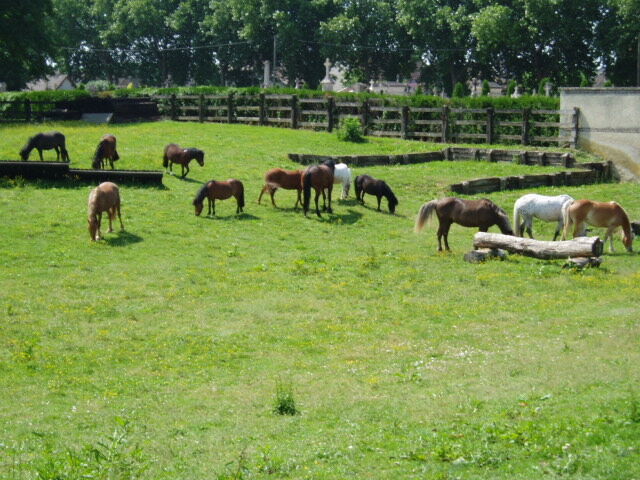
[273,379,298,416]
[453,82,468,98]
[481,80,491,96]
[85,80,112,94]
[336,117,365,143]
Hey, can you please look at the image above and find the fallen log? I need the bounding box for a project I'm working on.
[464,248,508,263]
[473,232,603,260]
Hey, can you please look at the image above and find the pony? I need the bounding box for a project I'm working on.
[193,179,245,216]
[88,182,124,241]
[20,131,70,162]
[257,168,303,208]
[333,163,352,199]
[354,174,398,214]
[415,197,514,251]
[513,193,574,240]
[162,143,204,178]
[562,199,634,252]
[302,159,335,217]
[92,134,120,170]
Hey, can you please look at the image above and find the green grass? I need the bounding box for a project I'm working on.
[1,121,639,479]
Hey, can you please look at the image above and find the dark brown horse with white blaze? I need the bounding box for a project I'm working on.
[193,179,245,216]
[163,143,204,178]
[92,134,120,169]
[20,131,70,162]
[562,199,634,252]
[415,197,514,251]
[258,168,303,208]
[88,182,124,241]
[302,160,335,217]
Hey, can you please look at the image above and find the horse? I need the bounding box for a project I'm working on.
[162,143,204,178]
[333,163,352,199]
[88,182,124,241]
[415,197,514,251]
[354,174,398,214]
[20,131,70,162]
[92,134,120,170]
[562,199,634,252]
[302,159,335,217]
[513,193,574,240]
[257,168,303,208]
[193,179,245,216]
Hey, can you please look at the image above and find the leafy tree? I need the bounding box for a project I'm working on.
[597,0,640,86]
[481,79,490,96]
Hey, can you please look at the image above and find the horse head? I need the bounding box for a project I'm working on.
[88,215,99,241]
[623,230,634,252]
[194,149,205,167]
[383,183,398,214]
[19,143,31,161]
[493,204,514,235]
[322,159,335,172]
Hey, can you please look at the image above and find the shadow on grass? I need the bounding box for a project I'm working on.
[0,177,169,190]
[306,208,363,225]
[167,174,205,184]
[103,230,144,246]
[200,212,260,221]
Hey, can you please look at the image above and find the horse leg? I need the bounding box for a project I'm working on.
[212,198,216,216]
[257,185,267,205]
[107,207,114,233]
[327,185,333,214]
[606,228,615,252]
[321,190,327,211]
[376,195,382,211]
[96,212,103,240]
[38,149,44,161]
[525,219,534,239]
[294,189,301,209]
[116,203,124,231]
[314,189,322,217]
[442,223,453,251]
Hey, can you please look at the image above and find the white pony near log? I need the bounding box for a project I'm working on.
[333,163,352,199]
[513,193,574,240]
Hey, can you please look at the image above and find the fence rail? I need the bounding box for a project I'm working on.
[0,95,579,147]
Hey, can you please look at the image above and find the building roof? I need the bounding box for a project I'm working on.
[25,74,75,91]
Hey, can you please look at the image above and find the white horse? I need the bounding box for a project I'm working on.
[513,193,574,240]
[333,163,352,199]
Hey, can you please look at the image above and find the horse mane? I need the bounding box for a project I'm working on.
[193,182,210,205]
[382,181,398,206]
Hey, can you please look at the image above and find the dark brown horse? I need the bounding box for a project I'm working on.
[163,143,204,178]
[92,134,120,169]
[88,182,124,241]
[415,197,514,251]
[20,131,70,162]
[258,168,303,208]
[354,174,398,214]
[302,160,335,217]
[193,179,245,216]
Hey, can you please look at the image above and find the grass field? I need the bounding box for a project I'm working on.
[1,121,639,479]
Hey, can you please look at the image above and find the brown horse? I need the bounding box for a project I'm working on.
[92,134,120,169]
[415,197,514,251]
[302,160,335,217]
[193,179,245,216]
[258,168,303,208]
[163,143,204,178]
[562,199,634,252]
[88,182,124,241]
[20,131,70,162]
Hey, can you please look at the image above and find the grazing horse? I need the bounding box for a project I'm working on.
[302,160,335,217]
[92,134,120,169]
[88,182,124,241]
[20,131,70,162]
[415,197,514,251]
[333,163,352,199]
[513,193,574,240]
[193,179,245,216]
[354,174,398,214]
[562,199,634,252]
[162,143,204,178]
[257,168,303,208]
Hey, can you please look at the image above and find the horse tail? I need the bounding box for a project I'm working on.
[415,200,438,233]
[113,148,120,161]
[513,202,522,237]
[237,181,245,210]
[303,170,312,214]
[162,153,169,168]
[354,175,361,199]
[561,199,574,240]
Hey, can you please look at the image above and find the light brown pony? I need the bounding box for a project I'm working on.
[193,179,245,216]
[88,182,124,241]
[302,160,335,217]
[162,143,204,178]
[562,199,634,252]
[92,134,120,169]
[258,168,303,208]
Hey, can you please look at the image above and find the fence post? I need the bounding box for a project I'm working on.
[571,107,579,149]
[259,93,266,125]
[25,99,32,122]
[291,95,298,129]
[361,99,369,135]
[401,106,410,139]
[486,107,494,144]
[170,94,177,120]
[521,108,531,145]
[441,106,449,143]
[198,94,205,122]
[227,93,234,123]
[327,97,335,132]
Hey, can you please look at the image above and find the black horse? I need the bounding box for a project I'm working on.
[354,174,398,214]
[20,131,70,162]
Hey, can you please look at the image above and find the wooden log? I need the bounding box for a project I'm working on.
[562,256,603,269]
[464,248,508,263]
[473,232,604,259]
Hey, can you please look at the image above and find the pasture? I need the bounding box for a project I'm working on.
[1,121,639,479]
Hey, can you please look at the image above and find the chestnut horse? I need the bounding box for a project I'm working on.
[257,168,303,208]
[562,199,634,252]
[163,143,204,178]
[302,160,335,217]
[88,182,124,241]
[92,134,120,169]
[354,174,398,214]
[415,197,514,251]
[193,179,245,216]
[20,131,70,162]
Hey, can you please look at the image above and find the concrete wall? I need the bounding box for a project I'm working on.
[560,88,640,180]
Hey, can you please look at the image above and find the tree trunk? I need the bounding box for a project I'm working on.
[473,233,603,259]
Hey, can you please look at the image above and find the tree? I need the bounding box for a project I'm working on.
[597,0,640,86]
